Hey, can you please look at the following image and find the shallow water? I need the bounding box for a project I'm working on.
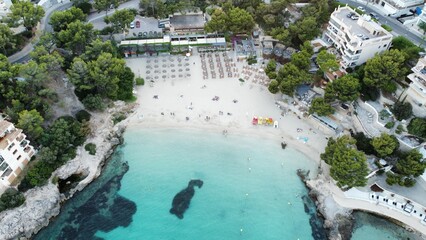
[34,129,420,240]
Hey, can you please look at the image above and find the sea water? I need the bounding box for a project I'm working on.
[34,129,419,240]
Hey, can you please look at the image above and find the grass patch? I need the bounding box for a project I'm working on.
[381,24,392,32]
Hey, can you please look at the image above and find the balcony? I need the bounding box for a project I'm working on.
[24,146,32,153]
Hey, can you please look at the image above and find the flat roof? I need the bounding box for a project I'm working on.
[332,7,389,39]
[170,14,205,30]
[312,114,338,130]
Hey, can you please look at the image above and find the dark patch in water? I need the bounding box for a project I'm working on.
[301,195,327,240]
[34,151,136,240]
[170,179,203,219]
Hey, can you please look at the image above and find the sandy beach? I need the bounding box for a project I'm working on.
[124,51,426,237]
[125,51,330,165]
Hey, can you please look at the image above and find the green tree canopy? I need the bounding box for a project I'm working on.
[227,7,255,33]
[8,0,45,30]
[316,50,339,72]
[205,8,228,33]
[309,97,335,116]
[290,50,311,71]
[49,6,86,32]
[391,100,412,121]
[0,24,14,55]
[68,52,134,103]
[94,0,118,15]
[289,17,320,44]
[391,36,422,63]
[81,39,117,61]
[396,149,426,177]
[276,63,310,96]
[352,132,375,155]
[104,9,136,33]
[30,46,64,81]
[17,109,44,140]
[407,117,426,138]
[418,21,426,34]
[320,136,369,188]
[268,79,279,94]
[270,27,290,46]
[371,133,399,158]
[324,75,360,102]
[56,20,95,55]
[0,188,25,212]
[363,49,406,93]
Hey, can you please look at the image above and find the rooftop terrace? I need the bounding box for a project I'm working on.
[332,7,389,40]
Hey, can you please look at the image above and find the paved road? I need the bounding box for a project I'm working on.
[8,0,138,63]
[339,0,425,46]
[87,0,139,29]
[8,1,73,63]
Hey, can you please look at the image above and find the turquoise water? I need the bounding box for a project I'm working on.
[351,211,424,240]
[96,129,319,240]
[34,128,422,239]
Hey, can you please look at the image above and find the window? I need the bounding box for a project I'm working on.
[7,143,15,151]
[17,155,21,160]
[383,44,387,48]
[12,149,17,155]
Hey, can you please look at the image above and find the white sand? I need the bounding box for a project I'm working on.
[125,52,330,165]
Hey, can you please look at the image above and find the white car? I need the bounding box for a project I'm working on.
[357,6,365,12]
[130,22,135,29]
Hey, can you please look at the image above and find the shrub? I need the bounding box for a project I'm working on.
[385,121,395,129]
[381,24,392,32]
[135,77,144,86]
[391,101,412,121]
[407,117,426,138]
[112,113,126,125]
[395,125,404,134]
[386,172,401,185]
[100,26,114,35]
[84,143,96,155]
[82,94,106,111]
[376,169,385,175]
[75,109,91,122]
[403,177,416,187]
[0,188,25,212]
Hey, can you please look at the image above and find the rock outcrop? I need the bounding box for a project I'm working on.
[305,174,354,240]
[0,102,135,240]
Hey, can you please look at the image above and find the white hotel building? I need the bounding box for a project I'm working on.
[407,57,426,108]
[325,6,393,68]
[0,120,35,189]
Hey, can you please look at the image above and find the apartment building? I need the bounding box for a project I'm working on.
[407,56,426,107]
[0,120,35,188]
[325,6,393,68]
[374,0,424,16]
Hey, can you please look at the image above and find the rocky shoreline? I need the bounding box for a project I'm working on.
[297,169,354,240]
[0,102,135,240]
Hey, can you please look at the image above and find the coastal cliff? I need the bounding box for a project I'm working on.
[299,170,354,240]
[0,102,135,240]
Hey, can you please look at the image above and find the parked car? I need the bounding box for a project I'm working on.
[351,15,359,20]
[357,6,365,12]
[138,32,143,37]
[369,12,379,20]
[347,12,355,18]
[130,22,135,29]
